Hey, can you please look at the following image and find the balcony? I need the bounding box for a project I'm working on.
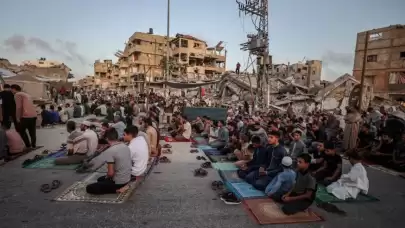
[172,47,189,56]
[128,45,142,54]
[205,52,226,62]
[119,61,129,68]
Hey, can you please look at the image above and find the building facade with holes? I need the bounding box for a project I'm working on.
[353,25,405,99]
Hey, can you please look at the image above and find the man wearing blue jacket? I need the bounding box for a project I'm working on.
[246,131,287,191]
[237,136,267,179]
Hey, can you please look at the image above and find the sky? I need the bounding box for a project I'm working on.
[0,0,404,80]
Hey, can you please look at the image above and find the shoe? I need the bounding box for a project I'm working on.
[220,192,241,205]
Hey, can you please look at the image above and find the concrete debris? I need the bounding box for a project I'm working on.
[218,72,402,113]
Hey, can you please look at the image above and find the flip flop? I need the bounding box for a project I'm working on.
[51,180,62,189]
[41,149,49,155]
[162,149,173,154]
[197,156,202,160]
[159,156,171,163]
[163,144,172,148]
[40,184,52,193]
[194,168,208,177]
[200,156,207,161]
[201,162,212,169]
[190,149,199,153]
[211,181,224,190]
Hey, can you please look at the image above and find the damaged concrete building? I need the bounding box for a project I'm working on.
[218,72,372,114]
[353,24,405,100]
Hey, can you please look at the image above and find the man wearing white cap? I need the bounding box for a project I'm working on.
[81,120,99,157]
[264,156,296,199]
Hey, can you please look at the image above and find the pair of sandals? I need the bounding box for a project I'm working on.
[196,156,207,161]
[194,168,208,177]
[190,149,199,153]
[162,144,172,149]
[201,161,212,169]
[159,156,171,163]
[40,180,62,193]
[211,180,224,191]
[162,149,173,154]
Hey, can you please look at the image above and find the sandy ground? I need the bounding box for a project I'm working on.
[1,120,405,228]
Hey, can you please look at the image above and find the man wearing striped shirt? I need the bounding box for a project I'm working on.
[54,121,89,165]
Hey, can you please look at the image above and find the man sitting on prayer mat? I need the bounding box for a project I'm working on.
[86,128,132,195]
[312,141,342,186]
[246,131,286,191]
[124,126,148,178]
[237,136,267,179]
[80,121,99,157]
[54,121,89,165]
[276,154,316,215]
[327,150,369,200]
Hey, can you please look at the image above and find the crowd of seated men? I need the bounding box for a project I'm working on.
[191,110,371,214]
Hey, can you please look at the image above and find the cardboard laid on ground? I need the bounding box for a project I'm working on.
[315,185,379,203]
[243,198,323,225]
[54,172,138,204]
[24,157,79,170]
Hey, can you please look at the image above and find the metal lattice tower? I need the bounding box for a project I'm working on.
[236,0,270,107]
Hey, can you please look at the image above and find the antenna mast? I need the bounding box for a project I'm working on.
[236,0,271,107]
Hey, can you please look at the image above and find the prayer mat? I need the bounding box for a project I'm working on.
[315,185,379,203]
[208,155,228,163]
[219,170,244,183]
[212,162,238,171]
[227,182,266,199]
[203,149,222,155]
[46,149,68,158]
[164,136,190,142]
[24,157,79,170]
[198,145,212,150]
[54,172,138,204]
[243,198,324,225]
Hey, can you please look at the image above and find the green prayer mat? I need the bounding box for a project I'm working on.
[24,158,79,170]
[315,185,379,203]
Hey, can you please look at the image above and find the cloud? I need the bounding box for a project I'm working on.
[322,50,353,67]
[3,35,26,52]
[321,50,354,80]
[1,34,89,66]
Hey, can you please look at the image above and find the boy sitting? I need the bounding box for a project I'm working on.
[265,156,296,199]
[277,154,316,215]
[237,136,267,179]
[327,150,369,200]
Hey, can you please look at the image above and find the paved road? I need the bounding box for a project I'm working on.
[1,125,405,228]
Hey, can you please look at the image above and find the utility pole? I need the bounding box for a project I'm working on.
[164,0,171,97]
[237,0,270,108]
[359,31,369,111]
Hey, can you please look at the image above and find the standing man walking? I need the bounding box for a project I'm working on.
[11,84,38,149]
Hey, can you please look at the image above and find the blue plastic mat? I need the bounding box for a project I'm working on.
[198,145,212,150]
[219,170,244,183]
[226,182,266,199]
[203,149,222,155]
[46,149,67,158]
[212,162,238,171]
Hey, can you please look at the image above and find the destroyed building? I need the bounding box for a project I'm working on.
[218,72,373,114]
[353,24,405,100]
